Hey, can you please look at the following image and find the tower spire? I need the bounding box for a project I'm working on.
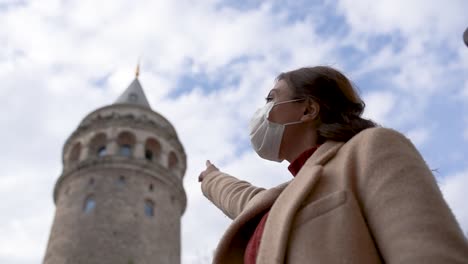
[113,62,151,109]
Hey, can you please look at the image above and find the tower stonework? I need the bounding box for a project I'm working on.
[43,75,186,264]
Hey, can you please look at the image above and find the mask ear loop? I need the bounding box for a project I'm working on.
[283,120,303,126]
[268,98,306,121]
[273,98,306,107]
[272,98,309,126]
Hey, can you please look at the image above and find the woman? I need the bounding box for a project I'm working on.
[198,66,468,263]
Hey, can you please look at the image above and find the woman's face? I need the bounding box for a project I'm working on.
[266,80,304,124]
[266,80,314,161]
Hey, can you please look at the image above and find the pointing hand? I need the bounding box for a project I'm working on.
[198,160,219,182]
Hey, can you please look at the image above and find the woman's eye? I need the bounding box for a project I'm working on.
[265,97,273,102]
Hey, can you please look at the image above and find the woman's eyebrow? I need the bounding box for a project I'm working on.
[267,89,279,96]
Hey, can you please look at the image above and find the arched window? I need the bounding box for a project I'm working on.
[145,150,153,160]
[145,138,161,161]
[98,146,107,157]
[168,152,178,169]
[119,144,132,157]
[69,142,81,162]
[90,133,107,158]
[117,131,136,158]
[83,195,96,213]
[144,200,154,217]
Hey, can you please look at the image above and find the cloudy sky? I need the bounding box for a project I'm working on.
[1,0,467,263]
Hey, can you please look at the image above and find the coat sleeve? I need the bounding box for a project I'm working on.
[201,170,265,219]
[357,128,468,263]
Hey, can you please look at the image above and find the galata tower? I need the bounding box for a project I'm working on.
[43,67,187,264]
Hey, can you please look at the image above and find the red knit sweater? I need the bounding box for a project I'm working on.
[244,146,320,263]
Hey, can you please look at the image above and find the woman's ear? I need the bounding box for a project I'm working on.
[301,101,319,123]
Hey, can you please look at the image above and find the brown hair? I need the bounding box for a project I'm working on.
[277,66,378,144]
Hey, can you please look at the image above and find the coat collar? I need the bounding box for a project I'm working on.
[306,140,345,166]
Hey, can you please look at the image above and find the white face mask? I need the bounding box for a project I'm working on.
[249,99,303,162]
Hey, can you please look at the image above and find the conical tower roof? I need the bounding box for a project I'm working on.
[114,65,151,109]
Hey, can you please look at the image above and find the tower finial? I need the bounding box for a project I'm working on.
[135,62,140,78]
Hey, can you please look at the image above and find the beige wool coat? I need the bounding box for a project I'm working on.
[201,127,468,263]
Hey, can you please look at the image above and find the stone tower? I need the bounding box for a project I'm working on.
[43,68,187,264]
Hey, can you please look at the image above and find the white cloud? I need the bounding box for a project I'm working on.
[0,166,55,263]
[337,0,468,118]
[362,90,396,125]
[337,0,467,43]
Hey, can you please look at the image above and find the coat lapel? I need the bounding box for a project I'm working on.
[257,140,344,263]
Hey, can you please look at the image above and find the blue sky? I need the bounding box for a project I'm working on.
[0,0,467,263]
